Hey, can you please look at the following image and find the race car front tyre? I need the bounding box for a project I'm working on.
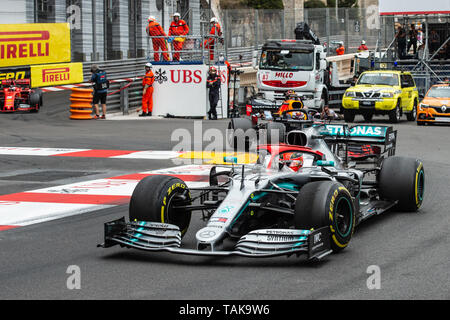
[265,122,286,144]
[294,181,356,252]
[228,118,254,151]
[129,175,192,237]
[343,109,355,123]
[379,156,425,212]
[29,92,41,113]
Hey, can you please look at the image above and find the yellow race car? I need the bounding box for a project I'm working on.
[342,70,419,123]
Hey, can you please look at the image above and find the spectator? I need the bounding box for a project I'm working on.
[408,24,418,55]
[146,16,169,61]
[90,64,109,119]
[140,63,154,117]
[396,26,407,59]
[168,12,189,61]
[206,66,221,120]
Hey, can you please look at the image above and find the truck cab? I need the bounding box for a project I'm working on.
[256,40,328,110]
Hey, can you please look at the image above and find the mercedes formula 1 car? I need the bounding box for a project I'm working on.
[99,122,425,261]
[0,79,42,113]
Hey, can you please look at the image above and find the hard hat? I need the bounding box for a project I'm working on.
[209,66,217,73]
[210,17,217,23]
[148,15,155,22]
[173,12,180,17]
[361,40,366,44]
[145,62,152,68]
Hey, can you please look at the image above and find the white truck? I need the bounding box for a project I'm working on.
[252,23,355,111]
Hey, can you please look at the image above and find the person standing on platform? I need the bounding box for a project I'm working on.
[204,17,222,61]
[146,16,169,62]
[168,12,189,61]
[140,63,154,117]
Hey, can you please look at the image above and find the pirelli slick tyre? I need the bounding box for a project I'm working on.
[29,90,42,113]
[129,175,192,237]
[228,118,254,151]
[294,181,356,252]
[379,157,425,212]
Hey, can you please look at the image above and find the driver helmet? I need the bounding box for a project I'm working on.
[289,154,304,172]
[285,90,295,99]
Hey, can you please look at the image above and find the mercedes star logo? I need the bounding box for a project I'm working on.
[199,230,216,238]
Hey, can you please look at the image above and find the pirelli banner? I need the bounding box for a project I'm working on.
[0,23,71,68]
[30,62,83,88]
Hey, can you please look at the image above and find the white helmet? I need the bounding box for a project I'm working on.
[210,17,217,23]
[173,12,180,17]
[361,40,366,44]
[148,15,155,22]
[145,62,152,68]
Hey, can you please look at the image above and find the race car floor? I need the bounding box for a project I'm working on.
[0,90,448,299]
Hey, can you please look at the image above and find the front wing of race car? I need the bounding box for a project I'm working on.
[98,217,333,261]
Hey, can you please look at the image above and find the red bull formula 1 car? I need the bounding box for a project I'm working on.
[99,122,425,261]
[0,79,42,113]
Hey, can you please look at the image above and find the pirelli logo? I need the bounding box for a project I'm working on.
[42,67,70,83]
[0,23,71,68]
[0,31,50,59]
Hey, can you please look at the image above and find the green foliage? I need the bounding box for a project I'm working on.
[326,0,358,8]
[244,0,284,9]
[304,0,327,8]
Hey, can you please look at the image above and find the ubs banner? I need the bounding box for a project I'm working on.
[0,23,71,68]
[152,64,228,118]
[30,62,83,88]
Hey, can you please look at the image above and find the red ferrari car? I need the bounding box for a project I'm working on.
[0,79,42,113]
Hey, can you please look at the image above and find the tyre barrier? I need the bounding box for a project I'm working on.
[69,87,93,120]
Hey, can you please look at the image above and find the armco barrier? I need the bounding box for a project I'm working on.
[69,88,93,120]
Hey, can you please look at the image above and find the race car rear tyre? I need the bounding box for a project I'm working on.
[343,110,355,123]
[379,156,425,212]
[389,100,401,123]
[129,175,192,237]
[406,99,418,121]
[265,122,286,144]
[294,181,356,252]
[228,118,254,151]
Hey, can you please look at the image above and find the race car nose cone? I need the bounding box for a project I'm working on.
[196,227,223,249]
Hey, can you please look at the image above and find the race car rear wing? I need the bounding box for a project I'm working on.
[316,124,397,156]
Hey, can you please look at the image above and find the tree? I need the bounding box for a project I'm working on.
[245,0,284,9]
[304,0,327,8]
[326,0,358,8]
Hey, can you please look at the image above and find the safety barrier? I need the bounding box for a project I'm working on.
[69,88,94,120]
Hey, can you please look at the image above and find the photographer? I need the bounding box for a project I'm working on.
[90,64,109,119]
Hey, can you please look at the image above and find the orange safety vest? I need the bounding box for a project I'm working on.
[169,19,189,36]
[205,23,222,47]
[142,70,155,87]
[336,46,345,55]
[146,21,166,37]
